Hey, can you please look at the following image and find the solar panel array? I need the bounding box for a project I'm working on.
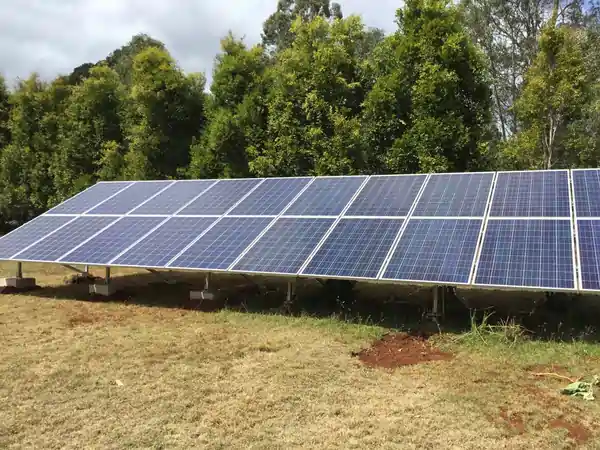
[3,169,600,292]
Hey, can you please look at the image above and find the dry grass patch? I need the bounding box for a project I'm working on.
[0,265,599,448]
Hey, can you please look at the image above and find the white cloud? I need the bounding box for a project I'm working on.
[0,0,401,85]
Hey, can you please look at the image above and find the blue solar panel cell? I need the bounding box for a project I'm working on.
[572,170,600,218]
[232,218,335,274]
[59,217,165,265]
[345,175,426,217]
[229,177,312,215]
[169,217,273,270]
[413,173,493,217]
[302,218,403,279]
[0,216,75,260]
[112,217,217,267]
[382,219,481,284]
[130,180,216,215]
[14,216,117,262]
[47,182,132,214]
[177,179,262,215]
[475,219,575,289]
[86,181,172,215]
[575,220,600,290]
[490,171,571,217]
[284,177,366,216]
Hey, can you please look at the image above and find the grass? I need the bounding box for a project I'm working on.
[1,264,600,449]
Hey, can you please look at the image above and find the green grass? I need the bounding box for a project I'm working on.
[1,263,599,449]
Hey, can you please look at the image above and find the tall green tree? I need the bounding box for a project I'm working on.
[51,65,126,200]
[362,0,492,174]
[189,35,268,178]
[0,75,10,150]
[123,47,206,179]
[254,15,370,176]
[502,2,594,169]
[262,0,343,52]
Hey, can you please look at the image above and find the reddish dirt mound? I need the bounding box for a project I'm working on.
[354,332,453,369]
[549,419,592,444]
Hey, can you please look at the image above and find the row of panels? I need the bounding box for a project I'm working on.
[44,169,598,219]
[0,211,592,291]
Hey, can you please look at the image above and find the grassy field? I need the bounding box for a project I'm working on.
[1,264,600,449]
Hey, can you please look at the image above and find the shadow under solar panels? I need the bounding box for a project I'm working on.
[302,218,403,279]
[474,219,575,290]
[381,219,482,284]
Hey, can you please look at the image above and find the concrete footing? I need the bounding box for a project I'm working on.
[89,283,116,296]
[0,277,37,291]
[190,290,217,301]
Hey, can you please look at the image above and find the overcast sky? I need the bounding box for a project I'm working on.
[0,0,402,86]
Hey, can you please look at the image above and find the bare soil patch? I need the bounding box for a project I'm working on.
[354,332,453,368]
[549,418,592,444]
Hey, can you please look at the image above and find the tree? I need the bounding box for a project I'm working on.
[254,15,369,176]
[51,65,126,200]
[189,35,268,178]
[362,0,493,174]
[504,1,591,169]
[0,75,10,150]
[123,47,206,179]
[262,0,343,52]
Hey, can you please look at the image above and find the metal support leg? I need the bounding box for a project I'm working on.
[105,267,111,285]
[431,286,445,320]
[84,265,89,276]
[204,273,212,291]
[16,262,22,279]
[286,281,295,303]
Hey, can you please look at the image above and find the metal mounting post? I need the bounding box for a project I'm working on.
[204,272,212,291]
[84,265,89,276]
[16,262,22,279]
[104,267,111,285]
[286,280,296,304]
[431,286,445,319]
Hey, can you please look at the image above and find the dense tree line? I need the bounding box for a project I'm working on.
[0,0,599,230]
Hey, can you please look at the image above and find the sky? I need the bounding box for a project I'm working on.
[0,0,402,85]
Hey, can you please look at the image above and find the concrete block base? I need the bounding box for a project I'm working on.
[0,277,37,291]
[190,290,216,301]
[89,283,116,296]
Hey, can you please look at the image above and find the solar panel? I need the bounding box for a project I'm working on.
[177,179,262,215]
[572,170,600,218]
[345,175,426,217]
[45,182,132,214]
[14,217,117,262]
[413,173,493,217]
[130,180,216,215]
[490,171,571,217]
[86,181,172,215]
[382,219,481,284]
[284,177,366,216]
[169,217,273,270]
[112,217,218,267]
[474,219,575,289]
[59,217,165,265]
[0,216,75,260]
[229,177,312,216]
[302,218,403,279]
[232,217,335,274]
[574,220,600,290]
